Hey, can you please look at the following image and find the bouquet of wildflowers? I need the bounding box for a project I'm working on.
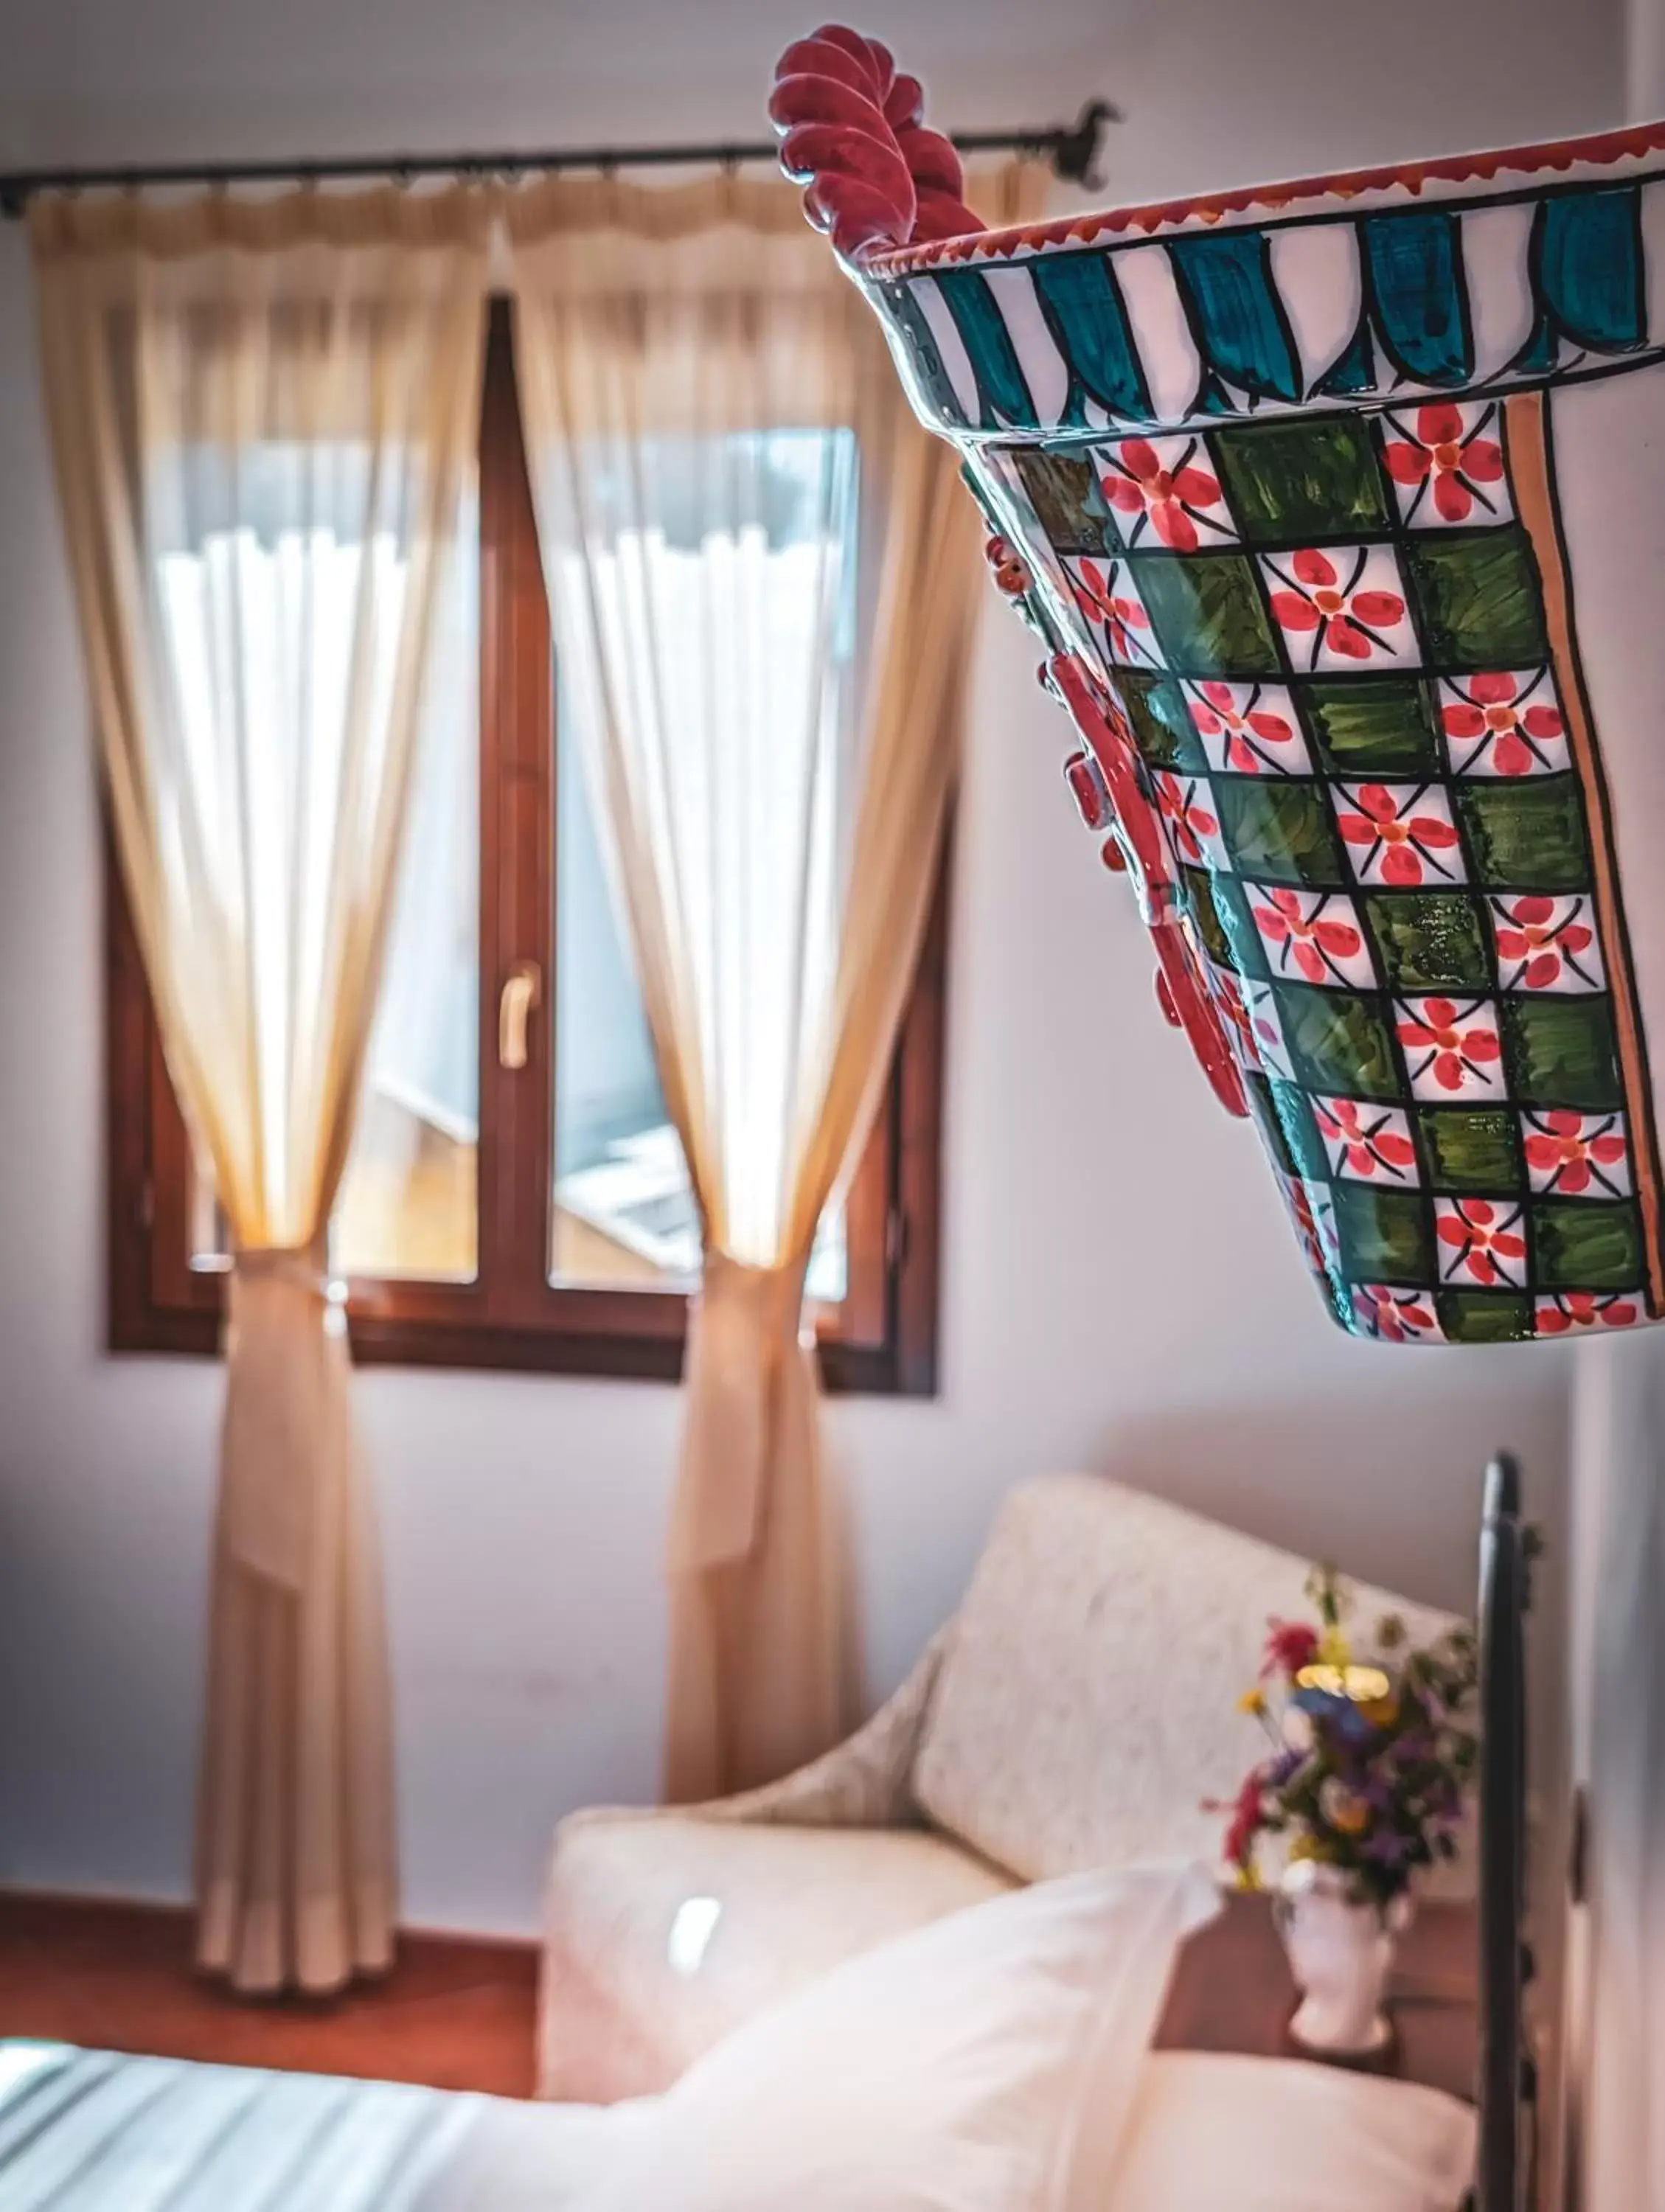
[1220,1565,1478,1910]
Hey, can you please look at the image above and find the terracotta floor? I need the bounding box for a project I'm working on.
[0,1893,538,2097]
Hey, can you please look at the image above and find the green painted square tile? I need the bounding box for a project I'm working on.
[1244,1072,1300,1177]
[1435,1289,1534,1343]
[1181,866,1234,966]
[1214,779,1346,886]
[1402,528,1548,668]
[1209,875,1271,980]
[1334,1183,1433,1281]
[1116,669,1206,770]
[1417,1107,1521,1192]
[1276,984,1402,1100]
[1502,996,1624,1110]
[1532,1197,1644,1290]
[1210,415,1389,543]
[1301,676,1443,777]
[1268,1077,1331,1180]
[1364,891,1495,991]
[1455,776,1592,891]
[1127,552,1281,675]
[1010,448,1113,554]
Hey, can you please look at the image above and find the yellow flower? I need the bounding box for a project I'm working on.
[1287,1834,1318,1863]
[1358,1691,1400,1729]
[1318,1624,1352,1670]
[1235,1862,1262,1892]
[1237,1687,1267,1717]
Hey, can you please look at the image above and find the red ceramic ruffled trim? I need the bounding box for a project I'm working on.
[768,23,983,261]
[870,116,1665,272]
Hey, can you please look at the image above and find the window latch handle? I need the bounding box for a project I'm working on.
[498,960,542,1071]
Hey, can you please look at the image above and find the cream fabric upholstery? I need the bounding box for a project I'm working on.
[913,1475,1462,1882]
[537,1472,1464,2103]
[538,1813,1012,2101]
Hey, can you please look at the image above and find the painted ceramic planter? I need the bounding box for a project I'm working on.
[773,29,1665,1345]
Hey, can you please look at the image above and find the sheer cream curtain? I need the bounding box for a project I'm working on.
[509,164,1043,1802]
[30,187,490,1990]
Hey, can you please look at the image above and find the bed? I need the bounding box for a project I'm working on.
[0,1458,1532,2211]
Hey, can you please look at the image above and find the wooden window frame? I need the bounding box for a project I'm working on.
[104,299,947,1397]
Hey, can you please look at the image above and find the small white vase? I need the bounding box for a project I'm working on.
[1276,1860,1412,2057]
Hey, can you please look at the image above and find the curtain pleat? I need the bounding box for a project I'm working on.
[507,161,1046,1802]
[30,184,490,1990]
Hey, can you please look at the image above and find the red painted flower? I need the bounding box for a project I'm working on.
[1383,403,1506,524]
[1524,1110,1629,1197]
[1537,1292,1640,1335]
[1313,1098,1417,1180]
[1209,969,1259,1068]
[1442,672,1565,776]
[1396,998,1503,1093]
[1283,1175,1325,1270]
[1437,1198,1527,1287]
[1153,772,1220,864]
[1100,436,1223,553]
[1336,783,1463,887]
[1355,1285,1439,1343]
[1070,557,1154,664]
[1492,895,1599,991]
[1252,888,1364,986]
[1265,548,1408,665]
[1186,681,1301,774]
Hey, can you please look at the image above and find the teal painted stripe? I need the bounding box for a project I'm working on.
[1029,250,1153,422]
[1167,230,1302,404]
[885,282,974,426]
[1537,187,1646,352]
[932,268,1036,428]
[1363,210,1473,386]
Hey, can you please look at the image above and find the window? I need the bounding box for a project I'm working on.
[106,299,947,1393]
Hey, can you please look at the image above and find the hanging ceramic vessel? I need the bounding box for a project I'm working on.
[772,28,1665,1346]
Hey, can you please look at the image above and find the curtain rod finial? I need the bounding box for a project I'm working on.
[1052,97,1117,189]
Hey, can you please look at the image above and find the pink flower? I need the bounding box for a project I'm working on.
[1442,672,1565,776]
[1396,998,1502,1093]
[1267,549,1406,665]
[1336,783,1462,887]
[1252,890,1363,987]
[1153,771,1220,865]
[1383,403,1506,524]
[1492,896,1596,990]
[1355,1285,1438,1343]
[1070,557,1153,664]
[1100,436,1223,552]
[1262,1621,1320,1682]
[1524,1110,1628,1197]
[1436,1199,1526,1287]
[1313,1099,1417,1180]
[1538,1293,1639,1335]
[1187,681,1299,774]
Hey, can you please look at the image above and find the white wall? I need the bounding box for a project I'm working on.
[0,0,1621,1935]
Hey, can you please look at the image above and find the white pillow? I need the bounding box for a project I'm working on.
[580,1860,1222,2212]
[1110,2052,1476,2212]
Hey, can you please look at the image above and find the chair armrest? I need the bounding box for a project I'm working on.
[700,1627,950,1831]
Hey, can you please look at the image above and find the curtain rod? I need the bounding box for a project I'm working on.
[0,100,1117,220]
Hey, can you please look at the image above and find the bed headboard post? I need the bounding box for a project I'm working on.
[1476,1451,1530,2212]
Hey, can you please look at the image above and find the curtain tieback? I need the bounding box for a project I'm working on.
[667,1249,813,1576]
[219,1239,347,1591]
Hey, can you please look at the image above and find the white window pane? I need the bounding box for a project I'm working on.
[548,429,852,1304]
[334,491,480,1281]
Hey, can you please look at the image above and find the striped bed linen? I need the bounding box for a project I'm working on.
[0,2041,628,2211]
